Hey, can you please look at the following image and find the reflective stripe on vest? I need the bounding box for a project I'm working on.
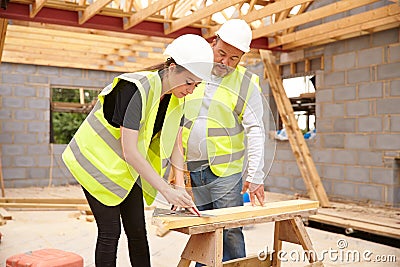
[62,71,182,206]
[183,66,259,177]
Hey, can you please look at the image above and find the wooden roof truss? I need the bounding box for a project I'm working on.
[0,0,398,72]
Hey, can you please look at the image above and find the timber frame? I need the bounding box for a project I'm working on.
[0,0,399,72]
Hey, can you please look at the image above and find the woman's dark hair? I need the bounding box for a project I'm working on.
[142,57,186,73]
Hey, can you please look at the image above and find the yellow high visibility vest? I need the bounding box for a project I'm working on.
[182,66,261,177]
[62,72,183,206]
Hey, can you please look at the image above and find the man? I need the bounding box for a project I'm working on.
[182,19,266,264]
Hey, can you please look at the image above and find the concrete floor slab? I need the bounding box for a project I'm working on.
[0,186,399,266]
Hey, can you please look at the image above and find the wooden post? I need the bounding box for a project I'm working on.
[0,148,5,197]
[0,18,7,63]
[179,227,223,267]
[260,50,330,207]
[272,216,319,267]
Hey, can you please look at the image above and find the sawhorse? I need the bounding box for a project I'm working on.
[168,205,322,267]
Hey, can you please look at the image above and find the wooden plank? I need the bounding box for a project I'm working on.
[0,203,89,210]
[124,0,178,30]
[0,198,87,204]
[0,207,12,220]
[253,0,380,39]
[173,209,317,235]
[317,207,400,229]
[152,200,319,230]
[223,255,271,267]
[164,0,243,35]
[260,50,330,207]
[309,214,400,240]
[79,0,113,25]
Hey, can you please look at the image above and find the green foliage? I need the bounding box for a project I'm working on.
[52,112,87,144]
[52,88,80,102]
[51,87,99,144]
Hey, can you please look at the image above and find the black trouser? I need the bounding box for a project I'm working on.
[83,182,151,267]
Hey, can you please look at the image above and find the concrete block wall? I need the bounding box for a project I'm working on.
[0,63,117,187]
[266,28,400,206]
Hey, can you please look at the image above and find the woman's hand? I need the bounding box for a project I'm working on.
[161,186,195,208]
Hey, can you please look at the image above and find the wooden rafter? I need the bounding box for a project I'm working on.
[247,0,257,13]
[124,0,134,12]
[165,0,244,35]
[124,0,179,30]
[286,1,311,34]
[253,0,380,39]
[242,0,311,24]
[204,0,311,39]
[166,2,177,20]
[79,0,113,24]
[0,0,398,72]
[272,4,400,49]
[30,0,48,18]
[173,0,196,18]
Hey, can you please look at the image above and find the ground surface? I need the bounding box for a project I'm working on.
[0,185,399,266]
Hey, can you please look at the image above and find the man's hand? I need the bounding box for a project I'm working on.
[241,181,265,206]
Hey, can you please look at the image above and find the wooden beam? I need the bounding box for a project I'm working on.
[124,0,134,12]
[253,0,380,39]
[286,1,312,34]
[0,3,268,49]
[165,0,244,35]
[123,0,178,30]
[284,17,400,50]
[0,202,90,210]
[166,2,177,20]
[203,0,311,39]
[152,199,319,230]
[173,209,316,235]
[274,4,400,49]
[79,0,113,25]
[0,18,7,63]
[179,228,223,266]
[260,50,330,207]
[173,0,197,18]
[29,0,47,18]
[242,0,311,23]
[0,198,87,204]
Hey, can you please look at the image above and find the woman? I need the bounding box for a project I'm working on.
[62,34,214,267]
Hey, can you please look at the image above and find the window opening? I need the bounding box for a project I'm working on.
[281,75,316,134]
[50,87,100,144]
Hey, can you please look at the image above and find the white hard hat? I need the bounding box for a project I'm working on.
[164,34,214,81]
[215,19,252,53]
